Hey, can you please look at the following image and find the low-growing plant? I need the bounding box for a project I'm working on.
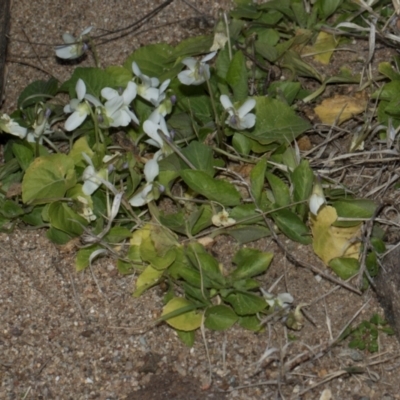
[0,0,394,342]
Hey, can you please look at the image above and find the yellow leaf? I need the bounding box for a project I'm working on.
[162,298,202,331]
[310,206,361,265]
[133,265,164,297]
[310,31,338,65]
[130,223,151,246]
[314,93,367,125]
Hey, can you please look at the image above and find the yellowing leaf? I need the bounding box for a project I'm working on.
[133,265,164,297]
[314,93,367,125]
[162,298,202,331]
[310,206,361,265]
[130,223,151,246]
[310,32,338,65]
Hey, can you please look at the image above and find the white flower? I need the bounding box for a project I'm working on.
[212,209,235,227]
[132,62,160,104]
[153,79,171,106]
[100,81,139,127]
[129,153,161,207]
[81,153,107,195]
[178,52,216,85]
[220,95,256,130]
[55,26,92,60]
[262,290,294,311]
[76,195,96,222]
[0,113,27,139]
[309,179,326,215]
[64,79,93,131]
[143,113,172,152]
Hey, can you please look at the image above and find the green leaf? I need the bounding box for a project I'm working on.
[21,206,45,226]
[177,93,213,125]
[190,204,213,235]
[180,141,216,176]
[18,77,58,108]
[173,35,213,58]
[232,133,252,155]
[181,170,241,206]
[133,265,164,297]
[238,315,262,331]
[291,159,314,219]
[246,97,311,145]
[12,142,34,171]
[124,43,176,81]
[104,226,132,243]
[60,67,118,98]
[315,0,342,19]
[140,236,176,270]
[266,172,291,207]
[105,66,132,87]
[272,208,311,244]
[161,297,202,331]
[176,329,195,347]
[267,81,301,105]
[0,200,24,219]
[46,227,72,245]
[224,225,271,244]
[69,136,94,166]
[226,50,248,102]
[75,245,103,271]
[329,257,359,280]
[48,202,88,236]
[231,248,273,280]
[332,199,376,227]
[250,158,267,205]
[204,305,238,330]
[22,154,76,204]
[224,291,267,316]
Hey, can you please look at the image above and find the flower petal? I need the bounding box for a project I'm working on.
[238,99,256,119]
[76,79,86,101]
[101,87,118,100]
[177,71,196,85]
[65,110,87,131]
[123,81,137,104]
[201,51,217,63]
[240,114,256,129]
[143,120,163,148]
[129,184,153,207]
[144,157,159,183]
[220,95,233,111]
[181,57,197,69]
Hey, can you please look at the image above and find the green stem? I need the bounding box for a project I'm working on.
[205,78,224,147]
[88,36,100,68]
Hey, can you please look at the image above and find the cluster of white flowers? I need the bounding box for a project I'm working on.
[1,43,259,214]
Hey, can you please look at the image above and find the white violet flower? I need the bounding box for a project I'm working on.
[55,26,92,60]
[309,179,326,216]
[64,79,94,131]
[178,52,216,85]
[212,209,236,227]
[143,113,172,152]
[220,95,256,130]
[132,62,161,104]
[100,81,139,127]
[262,290,294,311]
[0,113,27,139]
[81,153,107,196]
[129,152,161,207]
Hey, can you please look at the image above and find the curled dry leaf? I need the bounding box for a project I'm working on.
[309,205,361,265]
[314,93,368,125]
